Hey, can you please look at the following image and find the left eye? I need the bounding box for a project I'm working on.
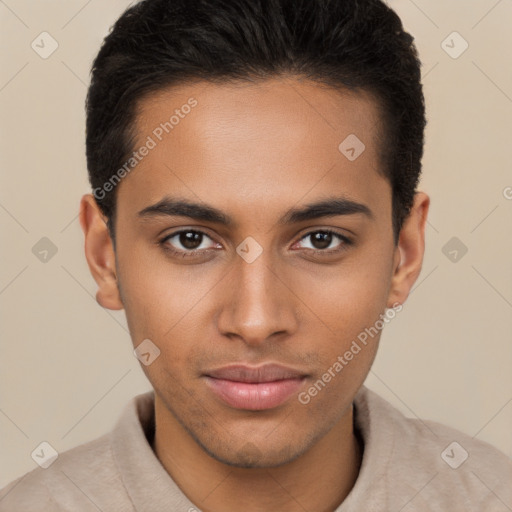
[295,230,348,251]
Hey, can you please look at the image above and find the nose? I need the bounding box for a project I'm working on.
[216,247,299,346]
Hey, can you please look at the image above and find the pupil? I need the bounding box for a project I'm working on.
[312,232,332,249]
[180,231,201,249]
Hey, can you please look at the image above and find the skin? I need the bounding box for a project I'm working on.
[79,76,429,512]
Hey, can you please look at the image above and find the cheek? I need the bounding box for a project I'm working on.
[287,254,392,390]
[294,254,393,338]
[116,245,219,340]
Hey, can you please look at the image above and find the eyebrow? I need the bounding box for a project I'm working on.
[137,196,374,225]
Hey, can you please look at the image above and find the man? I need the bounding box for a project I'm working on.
[1,0,511,510]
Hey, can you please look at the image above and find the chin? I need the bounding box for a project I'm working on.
[197,437,310,469]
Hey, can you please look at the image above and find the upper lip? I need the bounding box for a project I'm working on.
[205,364,307,383]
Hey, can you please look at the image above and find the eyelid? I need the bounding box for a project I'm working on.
[159,226,354,260]
[159,228,219,252]
[292,229,352,251]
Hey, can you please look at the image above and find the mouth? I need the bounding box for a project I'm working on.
[203,364,308,411]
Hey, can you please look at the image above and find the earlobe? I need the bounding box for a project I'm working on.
[79,194,124,311]
[387,191,430,308]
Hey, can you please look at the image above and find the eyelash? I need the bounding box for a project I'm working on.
[158,229,353,259]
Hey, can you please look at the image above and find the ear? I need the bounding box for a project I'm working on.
[387,191,430,308]
[79,194,124,310]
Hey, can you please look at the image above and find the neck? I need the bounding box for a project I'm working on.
[152,396,362,512]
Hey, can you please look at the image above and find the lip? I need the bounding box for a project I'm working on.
[203,364,307,411]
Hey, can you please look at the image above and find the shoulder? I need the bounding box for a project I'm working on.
[402,415,512,510]
[0,432,131,512]
[355,386,512,510]
[0,392,155,511]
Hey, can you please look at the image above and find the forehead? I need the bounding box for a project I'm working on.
[118,77,390,222]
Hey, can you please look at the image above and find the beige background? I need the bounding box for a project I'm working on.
[1,0,511,488]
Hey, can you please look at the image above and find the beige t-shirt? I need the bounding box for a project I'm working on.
[1,385,511,511]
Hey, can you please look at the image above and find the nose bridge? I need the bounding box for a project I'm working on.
[217,242,298,344]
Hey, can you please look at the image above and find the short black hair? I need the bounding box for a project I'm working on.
[86,0,426,245]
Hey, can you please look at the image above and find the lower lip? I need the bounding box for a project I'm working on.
[204,376,305,410]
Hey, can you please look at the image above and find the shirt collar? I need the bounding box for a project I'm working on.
[110,385,395,511]
[110,390,198,511]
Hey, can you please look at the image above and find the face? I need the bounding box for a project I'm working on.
[81,76,428,468]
